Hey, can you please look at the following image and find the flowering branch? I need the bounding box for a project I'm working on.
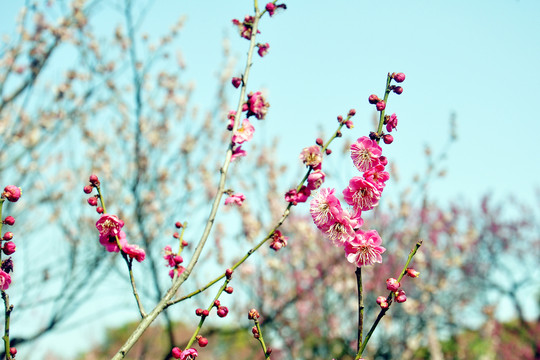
[355,239,423,359]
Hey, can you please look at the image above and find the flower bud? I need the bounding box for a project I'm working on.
[3,186,21,202]
[376,101,386,111]
[386,278,400,291]
[83,185,93,194]
[202,309,209,317]
[89,174,100,186]
[96,207,104,214]
[3,241,16,255]
[87,197,98,206]
[316,138,324,146]
[217,306,229,317]
[394,72,406,83]
[325,148,332,155]
[393,86,403,95]
[395,289,407,303]
[348,109,356,117]
[3,216,15,226]
[9,347,16,356]
[232,77,242,88]
[337,115,343,122]
[171,347,182,359]
[368,94,380,104]
[175,221,183,228]
[383,134,394,144]
[379,156,388,166]
[198,337,208,347]
[406,268,420,278]
[248,308,260,320]
[376,296,389,309]
[225,286,233,294]
[3,232,13,241]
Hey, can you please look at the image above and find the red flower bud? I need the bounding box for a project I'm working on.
[3,216,15,226]
[383,134,394,144]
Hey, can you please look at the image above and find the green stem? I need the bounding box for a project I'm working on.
[375,73,393,143]
[254,318,271,359]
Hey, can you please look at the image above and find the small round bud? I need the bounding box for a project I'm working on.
[386,278,401,292]
[383,134,394,144]
[198,337,208,347]
[202,309,209,317]
[337,115,343,122]
[181,240,188,247]
[393,86,403,95]
[336,130,342,138]
[252,326,259,338]
[225,286,233,294]
[3,241,16,255]
[3,186,22,202]
[217,306,229,317]
[171,347,182,359]
[96,207,104,214]
[248,308,260,320]
[266,348,273,355]
[3,216,15,226]
[89,174,100,186]
[348,109,356,117]
[213,299,220,307]
[395,289,407,303]
[376,101,386,111]
[175,221,183,228]
[9,347,16,356]
[316,138,323,146]
[379,156,388,166]
[173,232,180,239]
[325,148,332,155]
[195,308,203,316]
[394,72,406,83]
[368,94,380,104]
[376,296,389,309]
[87,197,98,206]
[345,120,354,129]
[231,77,242,88]
[225,268,233,278]
[3,232,13,241]
[83,185,93,194]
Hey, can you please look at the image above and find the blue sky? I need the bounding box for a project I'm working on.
[1,0,540,357]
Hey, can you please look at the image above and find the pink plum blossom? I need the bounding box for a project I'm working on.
[231,146,247,161]
[307,170,326,190]
[257,43,270,57]
[269,230,288,251]
[386,113,398,133]
[344,229,386,267]
[164,245,183,267]
[300,145,322,168]
[350,136,382,172]
[231,119,255,144]
[310,188,344,231]
[343,176,381,215]
[169,266,186,279]
[325,211,358,247]
[0,270,11,290]
[284,186,310,205]
[363,164,390,191]
[99,230,128,253]
[122,243,146,262]
[96,214,124,240]
[246,91,269,120]
[232,16,259,40]
[225,193,245,206]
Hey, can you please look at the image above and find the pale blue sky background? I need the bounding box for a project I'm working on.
[2,0,540,358]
